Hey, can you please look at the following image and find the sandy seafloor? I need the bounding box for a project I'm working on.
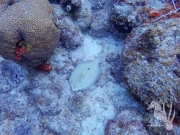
[45,33,145,134]
[59,34,145,134]
[2,0,180,134]
[0,34,145,135]
[0,2,146,135]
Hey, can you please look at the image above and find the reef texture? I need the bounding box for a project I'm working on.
[0,59,39,134]
[60,0,81,12]
[89,0,109,11]
[1,0,180,134]
[59,17,83,50]
[106,53,124,83]
[0,59,29,93]
[110,0,171,32]
[0,0,60,67]
[123,18,180,112]
[0,0,19,12]
[105,108,148,135]
[144,110,180,135]
[89,9,111,37]
[0,31,140,134]
[73,0,92,30]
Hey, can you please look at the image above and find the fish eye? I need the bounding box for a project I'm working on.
[66,4,72,12]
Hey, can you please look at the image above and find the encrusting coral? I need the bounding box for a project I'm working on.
[0,0,60,67]
[0,0,19,12]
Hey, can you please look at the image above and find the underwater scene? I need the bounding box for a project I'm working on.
[0,0,180,134]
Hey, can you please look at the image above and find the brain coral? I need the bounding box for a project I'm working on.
[0,0,19,12]
[0,0,60,67]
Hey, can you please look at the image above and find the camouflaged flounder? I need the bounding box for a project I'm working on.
[0,0,60,67]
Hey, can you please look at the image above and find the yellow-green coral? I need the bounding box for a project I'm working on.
[0,0,60,67]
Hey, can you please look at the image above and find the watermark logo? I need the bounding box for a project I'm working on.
[147,101,175,130]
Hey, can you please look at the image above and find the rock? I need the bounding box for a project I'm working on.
[15,121,32,135]
[89,2,127,38]
[59,17,83,50]
[144,105,180,135]
[48,0,60,4]
[0,58,45,135]
[0,0,60,67]
[105,108,148,135]
[122,18,180,111]
[0,0,19,12]
[106,54,124,83]
[60,0,81,12]
[0,60,29,93]
[89,0,109,11]
[110,0,170,32]
[89,9,111,37]
[73,0,92,30]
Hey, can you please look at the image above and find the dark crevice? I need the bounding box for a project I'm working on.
[173,70,180,78]
[176,54,180,62]
[48,0,60,4]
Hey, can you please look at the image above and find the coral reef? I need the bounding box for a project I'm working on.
[89,0,109,11]
[2,0,180,134]
[123,18,180,111]
[0,0,60,67]
[110,0,171,32]
[61,0,81,12]
[105,108,148,135]
[0,59,44,134]
[110,2,139,32]
[48,0,60,4]
[110,0,146,32]
[59,17,83,50]
[89,0,125,38]
[89,9,111,37]
[144,108,180,135]
[106,53,124,83]
[0,0,19,12]
[73,0,92,30]
[0,59,29,93]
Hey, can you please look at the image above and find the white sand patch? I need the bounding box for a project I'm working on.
[70,35,124,62]
[81,84,118,135]
[97,36,124,56]
[70,35,103,61]
[80,80,143,135]
[68,34,127,135]
[0,55,4,62]
[67,33,142,135]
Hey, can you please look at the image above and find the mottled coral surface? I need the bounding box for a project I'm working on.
[122,18,180,133]
[0,0,60,67]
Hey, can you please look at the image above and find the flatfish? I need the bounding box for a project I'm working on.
[69,57,102,91]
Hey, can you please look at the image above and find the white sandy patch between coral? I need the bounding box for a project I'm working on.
[65,34,143,134]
